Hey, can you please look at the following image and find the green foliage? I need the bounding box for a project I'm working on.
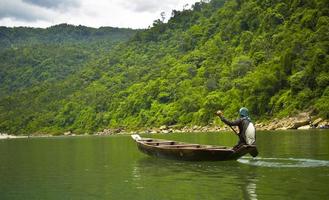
[0,0,328,135]
[0,24,137,50]
[315,87,329,118]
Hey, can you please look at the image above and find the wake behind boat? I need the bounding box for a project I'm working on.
[131,134,258,161]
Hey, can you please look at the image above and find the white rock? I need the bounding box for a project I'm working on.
[297,125,311,130]
[64,131,71,136]
[160,125,168,130]
[276,127,288,130]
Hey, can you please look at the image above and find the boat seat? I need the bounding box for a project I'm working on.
[159,144,201,148]
[145,141,176,146]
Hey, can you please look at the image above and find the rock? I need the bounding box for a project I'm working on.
[96,128,125,135]
[318,121,329,129]
[143,130,151,134]
[64,131,72,136]
[311,118,323,127]
[276,127,288,130]
[297,125,311,130]
[160,125,168,130]
[255,123,264,128]
[181,126,190,132]
[162,129,172,134]
[290,119,311,129]
[105,129,113,134]
[266,124,276,130]
[0,133,10,139]
[114,128,123,134]
[319,125,329,129]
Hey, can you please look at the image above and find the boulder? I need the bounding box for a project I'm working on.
[318,121,329,129]
[114,128,123,134]
[285,113,311,129]
[64,131,72,136]
[297,125,311,130]
[290,119,311,129]
[162,129,172,134]
[311,118,323,127]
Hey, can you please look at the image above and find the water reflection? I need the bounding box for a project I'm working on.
[242,171,258,200]
[132,157,259,200]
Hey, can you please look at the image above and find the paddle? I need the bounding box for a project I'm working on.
[228,125,238,135]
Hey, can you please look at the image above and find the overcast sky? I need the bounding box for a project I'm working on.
[0,0,201,29]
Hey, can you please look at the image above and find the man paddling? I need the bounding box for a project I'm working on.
[215,107,256,150]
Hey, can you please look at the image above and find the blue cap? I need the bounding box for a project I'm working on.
[239,107,249,117]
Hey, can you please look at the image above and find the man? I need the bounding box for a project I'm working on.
[215,107,256,150]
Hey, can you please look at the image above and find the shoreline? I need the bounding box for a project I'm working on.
[1,113,328,139]
[1,127,328,140]
[92,113,328,136]
[0,134,28,139]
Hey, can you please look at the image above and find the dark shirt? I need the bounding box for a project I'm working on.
[220,116,250,146]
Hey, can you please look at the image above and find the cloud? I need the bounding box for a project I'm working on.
[119,0,177,13]
[0,0,55,21]
[0,0,200,28]
[119,0,194,13]
[22,0,80,10]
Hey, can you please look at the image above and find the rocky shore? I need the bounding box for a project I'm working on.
[94,112,329,135]
[1,112,328,138]
[255,113,329,131]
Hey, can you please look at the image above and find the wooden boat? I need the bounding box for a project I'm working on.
[131,134,258,161]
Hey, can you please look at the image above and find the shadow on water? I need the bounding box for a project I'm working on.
[131,157,259,200]
[238,156,329,168]
[134,157,242,177]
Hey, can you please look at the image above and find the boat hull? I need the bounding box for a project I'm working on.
[132,135,258,161]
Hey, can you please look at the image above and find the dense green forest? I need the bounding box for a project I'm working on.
[0,0,328,135]
[0,24,136,49]
[0,24,137,95]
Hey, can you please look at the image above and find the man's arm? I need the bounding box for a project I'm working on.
[215,110,242,126]
[220,116,242,126]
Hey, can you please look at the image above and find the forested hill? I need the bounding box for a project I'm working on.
[0,24,137,49]
[0,24,137,95]
[1,0,328,135]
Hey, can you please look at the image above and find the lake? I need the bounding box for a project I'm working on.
[0,130,328,200]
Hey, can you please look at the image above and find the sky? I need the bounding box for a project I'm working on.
[0,0,201,29]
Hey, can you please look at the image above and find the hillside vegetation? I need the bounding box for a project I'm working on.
[0,0,328,135]
[0,24,136,49]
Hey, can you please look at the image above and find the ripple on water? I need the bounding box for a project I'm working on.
[237,157,329,168]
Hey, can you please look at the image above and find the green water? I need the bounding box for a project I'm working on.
[0,130,328,200]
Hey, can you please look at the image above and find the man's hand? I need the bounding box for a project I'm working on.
[215,110,223,117]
